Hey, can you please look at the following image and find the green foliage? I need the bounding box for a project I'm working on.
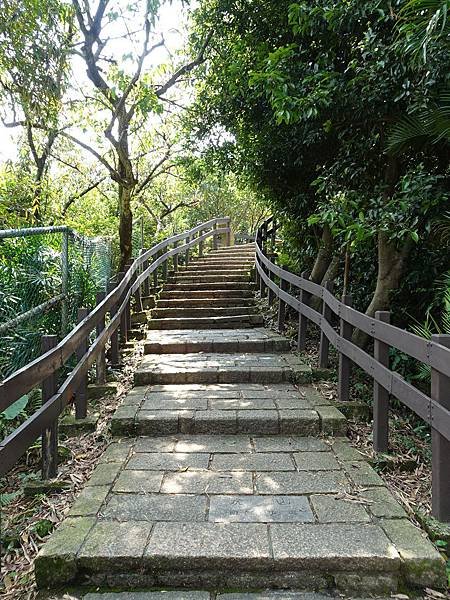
[1,395,29,420]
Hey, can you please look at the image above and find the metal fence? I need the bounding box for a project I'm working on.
[0,226,112,379]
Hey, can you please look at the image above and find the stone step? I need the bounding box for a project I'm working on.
[144,328,291,354]
[35,433,445,593]
[156,298,255,308]
[180,267,252,275]
[111,383,346,437]
[134,353,312,386]
[160,289,254,299]
[181,262,254,270]
[48,592,379,600]
[168,275,251,284]
[189,258,254,264]
[147,315,264,330]
[152,307,258,319]
[164,283,256,291]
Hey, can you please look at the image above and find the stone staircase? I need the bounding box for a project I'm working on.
[35,242,446,598]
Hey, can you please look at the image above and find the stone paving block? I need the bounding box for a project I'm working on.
[256,471,349,495]
[359,487,408,519]
[126,452,209,471]
[194,410,237,434]
[293,451,340,471]
[210,397,276,410]
[270,523,400,571]
[175,435,252,453]
[211,452,295,472]
[218,594,333,599]
[86,462,122,486]
[99,441,132,463]
[240,387,297,400]
[380,518,446,588]
[252,436,328,453]
[121,386,148,405]
[237,410,279,434]
[111,405,138,435]
[161,471,253,495]
[209,495,314,523]
[113,470,163,493]
[279,410,319,435]
[142,396,208,410]
[136,410,180,435]
[316,406,347,435]
[102,493,207,522]
[331,439,365,461]
[145,522,270,568]
[310,495,371,523]
[78,520,153,570]
[85,593,210,600]
[69,485,110,516]
[34,517,95,587]
[343,461,385,487]
[275,398,317,410]
[134,436,177,452]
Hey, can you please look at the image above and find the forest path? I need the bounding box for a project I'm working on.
[35,243,445,597]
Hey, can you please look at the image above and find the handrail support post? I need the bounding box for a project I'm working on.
[319,281,333,368]
[338,294,353,402]
[277,266,289,331]
[373,310,391,452]
[297,270,310,351]
[431,334,450,522]
[75,307,89,419]
[95,291,107,384]
[41,335,58,479]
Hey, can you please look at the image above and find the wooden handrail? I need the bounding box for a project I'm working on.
[0,217,231,476]
[255,216,450,522]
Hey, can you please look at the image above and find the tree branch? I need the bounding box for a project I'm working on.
[155,30,213,98]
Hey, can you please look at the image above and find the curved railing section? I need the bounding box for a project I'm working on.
[255,217,450,522]
[0,217,231,476]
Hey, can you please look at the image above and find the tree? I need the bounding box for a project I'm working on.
[0,0,73,222]
[66,0,212,268]
[189,0,449,331]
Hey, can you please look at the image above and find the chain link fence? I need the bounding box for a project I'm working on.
[0,226,112,379]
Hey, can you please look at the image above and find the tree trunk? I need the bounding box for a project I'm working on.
[353,231,413,347]
[310,225,333,283]
[119,184,133,270]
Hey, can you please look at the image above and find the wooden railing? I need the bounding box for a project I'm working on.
[256,217,450,522]
[0,217,231,478]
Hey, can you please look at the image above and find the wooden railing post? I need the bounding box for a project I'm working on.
[41,335,58,479]
[108,280,120,366]
[225,217,231,246]
[373,310,391,452]
[142,249,150,297]
[199,230,204,257]
[213,222,218,250]
[96,291,107,384]
[185,236,190,266]
[338,294,353,402]
[162,253,168,281]
[268,255,276,306]
[431,334,450,521]
[297,270,310,351]
[125,261,133,333]
[153,251,160,288]
[117,272,127,345]
[75,307,89,419]
[319,281,333,368]
[133,261,142,313]
[277,266,288,331]
[173,241,179,272]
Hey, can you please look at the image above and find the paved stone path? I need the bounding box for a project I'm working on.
[36,243,445,598]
